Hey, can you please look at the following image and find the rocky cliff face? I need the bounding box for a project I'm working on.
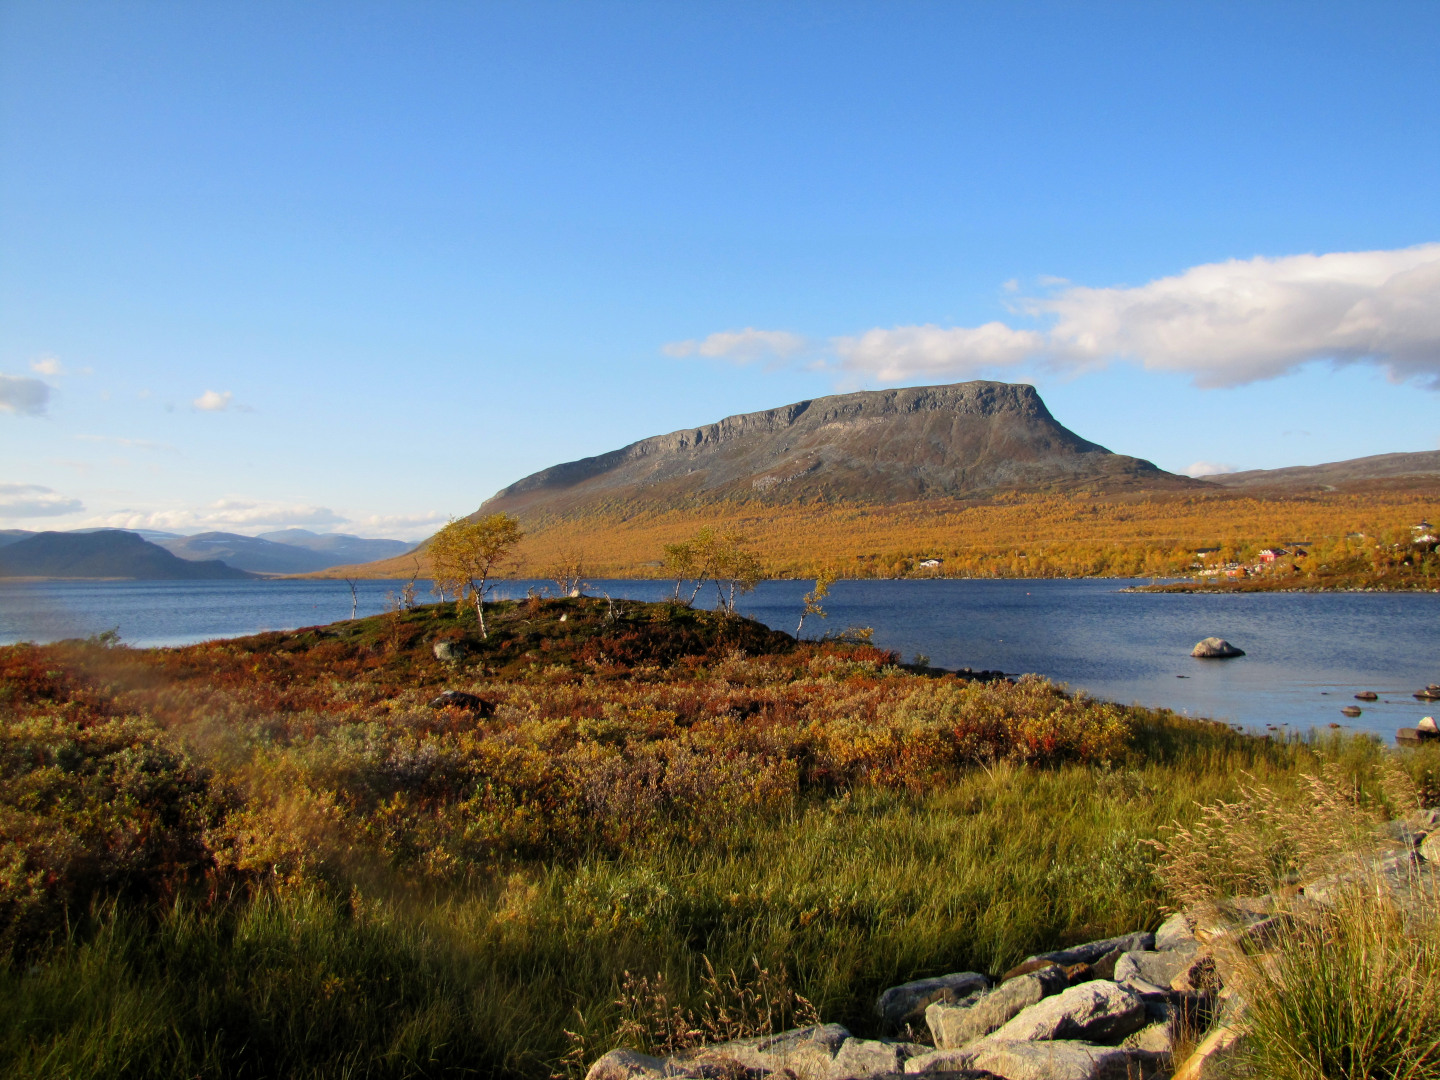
[482,381,1199,518]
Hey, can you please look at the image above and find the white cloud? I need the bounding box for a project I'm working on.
[0,483,84,519]
[350,512,451,541]
[30,357,64,376]
[0,375,52,416]
[832,323,1045,382]
[680,244,1440,389]
[193,390,234,411]
[85,500,349,533]
[1032,243,1440,387]
[1186,461,1241,477]
[663,328,809,363]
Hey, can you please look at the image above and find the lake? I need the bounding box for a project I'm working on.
[2,577,1436,741]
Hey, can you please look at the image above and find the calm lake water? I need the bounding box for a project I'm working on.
[2,577,1437,741]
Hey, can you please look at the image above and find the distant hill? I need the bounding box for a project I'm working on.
[255,529,414,565]
[0,529,34,548]
[0,530,252,580]
[481,381,1202,520]
[1209,450,1440,492]
[157,532,340,574]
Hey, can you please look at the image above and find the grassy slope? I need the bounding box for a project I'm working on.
[4,599,1436,1079]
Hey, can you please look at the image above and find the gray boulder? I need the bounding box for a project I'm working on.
[1113,950,1200,990]
[1121,1020,1174,1054]
[987,981,1147,1044]
[829,1037,928,1079]
[1027,931,1154,968]
[969,1040,1167,1080]
[902,1047,981,1074]
[1153,911,1196,952]
[1191,637,1244,658]
[688,1024,851,1080]
[926,967,1068,1048]
[877,972,990,1031]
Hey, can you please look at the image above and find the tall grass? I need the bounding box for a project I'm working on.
[1234,881,1440,1080]
[2,726,1316,1080]
[1151,739,1440,1080]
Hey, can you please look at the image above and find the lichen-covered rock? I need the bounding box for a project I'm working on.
[969,1039,1167,1080]
[876,972,990,1031]
[926,967,1068,1048]
[987,981,1147,1044]
[585,1049,670,1080]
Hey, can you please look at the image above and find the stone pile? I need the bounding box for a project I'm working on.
[585,809,1440,1080]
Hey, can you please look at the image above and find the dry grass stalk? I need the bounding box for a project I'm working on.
[1149,764,1384,910]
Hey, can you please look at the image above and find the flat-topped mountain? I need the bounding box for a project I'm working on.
[0,530,252,580]
[1210,450,1440,492]
[482,381,1200,519]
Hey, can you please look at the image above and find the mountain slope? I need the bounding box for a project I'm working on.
[0,530,253,580]
[1209,450,1440,492]
[481,381,1201,520]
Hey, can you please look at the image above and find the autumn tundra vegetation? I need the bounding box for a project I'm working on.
[320,490,1440,588]
[3,532,1439,1077]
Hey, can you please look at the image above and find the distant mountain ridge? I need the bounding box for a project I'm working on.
[155,530,413,574]
[255,529,414,564]
[481,381,1202,519]
[0,530,252,580]
[1209,450,1440,491]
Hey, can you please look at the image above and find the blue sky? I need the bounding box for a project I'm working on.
[3,1,1439,539]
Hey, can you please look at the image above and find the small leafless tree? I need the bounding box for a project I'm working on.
[545,549,589,598]
[343,576,358,620]
[796,569,836,636]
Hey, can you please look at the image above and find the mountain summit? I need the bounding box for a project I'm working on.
[482,381,1197,518]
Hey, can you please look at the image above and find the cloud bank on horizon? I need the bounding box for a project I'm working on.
[0,484,84,519]
[666,244,1440,389]
[72,500,449,539]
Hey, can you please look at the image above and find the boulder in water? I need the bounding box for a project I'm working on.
[1191,637,1245,659]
